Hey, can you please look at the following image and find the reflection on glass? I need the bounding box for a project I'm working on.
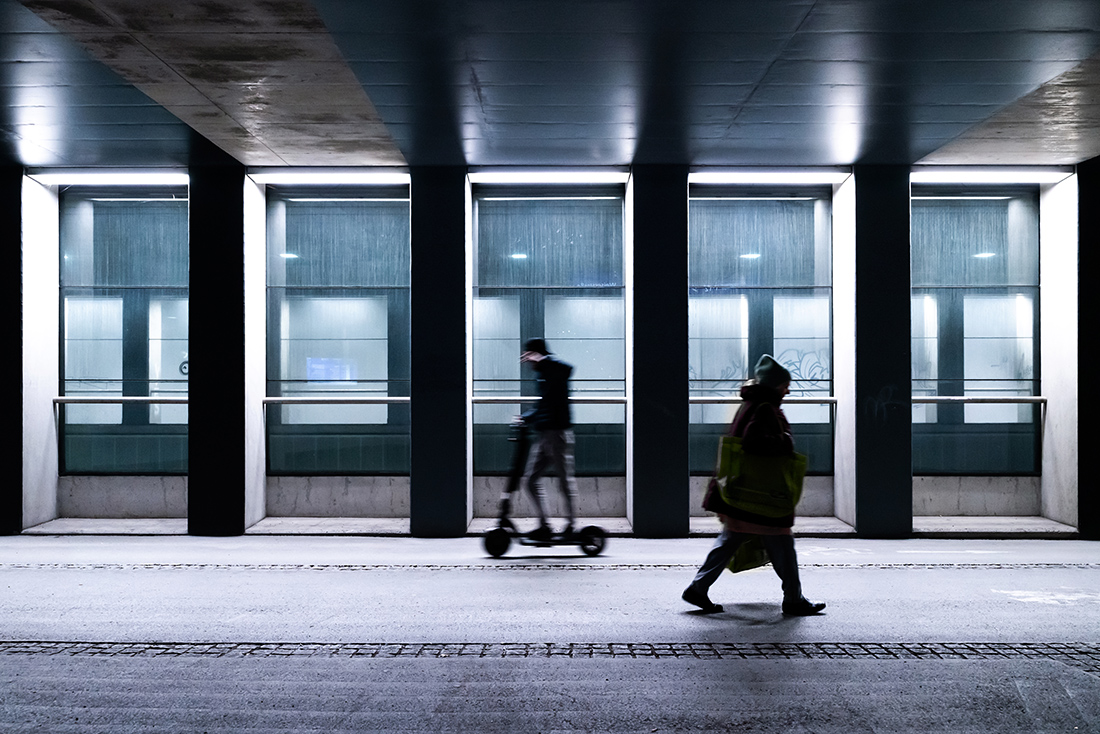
[59,188,189,473]
[472,192,626,474]
[265,189,411,474]
[687,190,833,473]
[688,296,749,424]
[773,295,830,424]
[910,188,1040,474]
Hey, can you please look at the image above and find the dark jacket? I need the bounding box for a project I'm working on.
[728,382,795,456]
[524,355,573,430]
[724,380,796,527]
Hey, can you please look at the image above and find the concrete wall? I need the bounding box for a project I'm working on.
[21,177,59,529]
[243,177,267,528]
[912,476,1041,516]
[266,476,411,517]
[831,175,857,526]
[1039,176,1079,526]
[473,476,626,518]
[687,475,835,517]
[59,476,187,518]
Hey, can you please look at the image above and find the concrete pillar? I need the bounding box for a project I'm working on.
[1,164,22,534]
[629,165,689,537]
[852,166,912,537]
[188,142,247,536]
[1078,157,1099,540]
[409,166,468,536]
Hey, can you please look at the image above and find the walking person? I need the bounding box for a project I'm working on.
[516,338,579,541]
[683,354,826,616]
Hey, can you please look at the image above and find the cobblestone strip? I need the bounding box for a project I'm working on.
[1,562,1097,572]
[2,641,1097,674]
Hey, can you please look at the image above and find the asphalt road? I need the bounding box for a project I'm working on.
[2,536,1098,732]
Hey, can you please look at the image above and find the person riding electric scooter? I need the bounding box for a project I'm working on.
[483,338,605,557]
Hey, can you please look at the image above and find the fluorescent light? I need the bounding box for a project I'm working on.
[912,196,1010,201]
[510,253,528,259]
[910,167,1073,185]
[468,170,630,185]
[740,253,762,259]
[973,253,996,258]
[248,169,410,185]
[481,196,619,202]
[89,197,185,202]
[689,169,851,185]
[27,170,189,186]
[280,253,300,259]
[692,197,815,201]
[286,198,409,203]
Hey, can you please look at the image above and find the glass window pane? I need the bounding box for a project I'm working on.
[476,197,623,287]
[689,196,830,287]
[688,296,749,424]
[912,195,1038,287]
[911,187,1040,474]
[911,294,939,424]
[59,188,189,474]
[963,294,1035,424]
[472,192,626,476]
[63,296,123,425]
[266,188,411,475]
[773,295,831,424]
[688,190,833,474]
[148,297,188,425]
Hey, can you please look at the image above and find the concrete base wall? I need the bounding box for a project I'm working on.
[58,476,187,518]
[688,476,835,517]
[473,476,627,518]
[265,477,411,517]
[913,476,1041,516]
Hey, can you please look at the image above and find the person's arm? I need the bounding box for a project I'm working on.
[740,403,794,456]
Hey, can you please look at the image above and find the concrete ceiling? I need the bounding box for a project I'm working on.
[3,0,1100,169]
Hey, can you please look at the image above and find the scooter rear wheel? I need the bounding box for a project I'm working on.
[578,525,606,557]
[484,527,512,558]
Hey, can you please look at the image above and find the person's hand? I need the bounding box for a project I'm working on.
[520,351,547,364]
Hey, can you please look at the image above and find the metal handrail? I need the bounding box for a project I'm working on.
[53,395,1047,407]
[472,396,626,404]
[263,396,410,405]
[912,396,1046,404]
[54,396,187,405]
[690,396,837,405]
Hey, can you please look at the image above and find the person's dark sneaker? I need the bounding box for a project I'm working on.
[682,586,723,614]
[782,598,826,616]
[526,524,553,543]
[557,524,575,540]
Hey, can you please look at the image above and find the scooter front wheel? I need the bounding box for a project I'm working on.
[484,527,512,557]
[578,525,606,557]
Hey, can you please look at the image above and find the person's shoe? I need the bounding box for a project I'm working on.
[682,586,723,614]
[782,598,826,616]
[557,524,575,540]
[526,524,553,543]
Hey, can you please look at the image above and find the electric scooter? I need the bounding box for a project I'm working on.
[482,418,607,558]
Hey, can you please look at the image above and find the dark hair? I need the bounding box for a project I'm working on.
[524,338,550,355]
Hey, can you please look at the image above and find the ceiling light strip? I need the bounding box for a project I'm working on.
[248,169,410,185]
[689,170,851,185]
[27,170,189,186]
[909,167,1073,185]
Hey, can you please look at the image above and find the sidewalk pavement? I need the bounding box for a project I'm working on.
[1,535,1098,732]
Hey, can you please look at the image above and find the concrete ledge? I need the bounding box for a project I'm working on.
[246,517,411,535]
[58,476,188,518]
[23,518,187,535]
[912,516,1078,539]
[689,516,856,537]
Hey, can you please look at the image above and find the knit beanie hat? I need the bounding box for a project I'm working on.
[524,338,550,355]
[754,354,791,389]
